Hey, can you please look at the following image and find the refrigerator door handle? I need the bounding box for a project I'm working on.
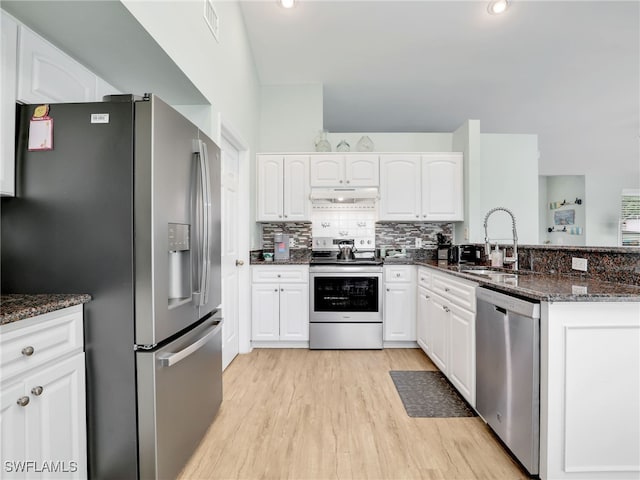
[193,139,212,306]
[157,321,223,367]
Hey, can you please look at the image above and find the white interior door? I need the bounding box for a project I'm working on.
[221,137,240,370]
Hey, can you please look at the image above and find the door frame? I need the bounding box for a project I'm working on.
[220,119,251,354]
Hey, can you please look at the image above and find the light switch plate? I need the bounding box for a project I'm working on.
[572,257,588,271]
[289,237,295,248]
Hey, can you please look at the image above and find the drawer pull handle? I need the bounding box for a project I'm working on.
[281,288,284,292]
[277,274,281,277]
[444,287,450,292]
[21,346,35,356]
[31,386,44,396]
[274,289,278,292]
[396,273,401,277]
[17,396,30,407]
[386,288,390,292]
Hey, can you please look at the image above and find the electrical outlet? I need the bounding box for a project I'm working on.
[289,237,295,248]
[415,238,422,248]
[572,257,588,271]
[464,227,469,241]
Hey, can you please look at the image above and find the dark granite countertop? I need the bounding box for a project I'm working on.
[250,249,312,265]
[247,249,640,302]
[0,294,91,326]
[415,262,640,302]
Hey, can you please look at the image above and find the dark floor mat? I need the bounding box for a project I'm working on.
[390,370,477,418]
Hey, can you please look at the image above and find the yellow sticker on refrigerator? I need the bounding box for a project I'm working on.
[28,105,53,151]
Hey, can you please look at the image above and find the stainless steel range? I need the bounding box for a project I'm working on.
[309,237,383,349]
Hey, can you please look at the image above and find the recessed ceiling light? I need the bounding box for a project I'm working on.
[488,0,509,15]
[279,0,296,8]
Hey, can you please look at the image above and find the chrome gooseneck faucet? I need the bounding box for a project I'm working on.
[483,207,518,270]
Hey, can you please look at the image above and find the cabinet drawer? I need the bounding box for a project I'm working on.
[417,267,432,289]
[252,265,309,283]
[0,305,83,382]
[431,272,477,312]
[384,265,416,283]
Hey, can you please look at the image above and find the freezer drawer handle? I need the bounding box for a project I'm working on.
[157,322,223,368]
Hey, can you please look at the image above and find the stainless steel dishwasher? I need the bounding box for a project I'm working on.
[476,287,541,476]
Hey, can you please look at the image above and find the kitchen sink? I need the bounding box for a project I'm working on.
[460,269,508,276]
[459,268,522,283]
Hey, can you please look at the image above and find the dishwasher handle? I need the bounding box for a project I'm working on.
[158,321,223,367]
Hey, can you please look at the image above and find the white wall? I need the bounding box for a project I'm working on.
[542,175,586,246]
[325,132,453,153]
[259,84,323,152]
[453,120,481,244]
[537,135,639,246]
[475,134,540,246]
[121,0,262,248]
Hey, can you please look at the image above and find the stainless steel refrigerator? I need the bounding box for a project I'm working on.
[1,94,223,479]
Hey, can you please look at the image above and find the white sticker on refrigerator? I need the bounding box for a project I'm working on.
[91,113,110,124]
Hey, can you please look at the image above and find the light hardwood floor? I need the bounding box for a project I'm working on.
[179,348,527,480]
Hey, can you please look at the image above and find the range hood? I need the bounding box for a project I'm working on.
[309,187,379,203]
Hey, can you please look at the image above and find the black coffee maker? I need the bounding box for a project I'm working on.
[436,233,450,267]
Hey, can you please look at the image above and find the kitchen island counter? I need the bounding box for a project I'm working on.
[0,293,91,325]
[415,261,640,302]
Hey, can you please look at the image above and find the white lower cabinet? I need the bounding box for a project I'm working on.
[0,305,87,479]
[251,265,309,346]
[447,302,475,403]
[383,265,416,344]
[417,266,477,407]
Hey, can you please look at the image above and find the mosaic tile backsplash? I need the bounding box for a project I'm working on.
[260,222,312,250]
[376,222,454,249]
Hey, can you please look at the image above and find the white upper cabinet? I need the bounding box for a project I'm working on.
[283,155,310,221]
[421,153,463,221]
[310,154,379,187]
[379,153,463,221]
[310,155,342,186]
[379,155,422,220]
[17,26,97,103]
[256,155,283,221]
[256,154,310,222]
[1,11,18,196]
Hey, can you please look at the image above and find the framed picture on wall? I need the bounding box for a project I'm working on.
[554,209,575,225]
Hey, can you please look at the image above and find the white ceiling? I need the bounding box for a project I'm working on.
[240,0,639,163]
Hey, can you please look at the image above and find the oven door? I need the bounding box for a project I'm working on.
[309,267,383,322]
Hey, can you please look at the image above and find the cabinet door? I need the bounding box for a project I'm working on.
[384,283,416,342]
[256,155,284,221]
[310,155,344,186]
[427,292,449,373]
[1,11,18,197]
[279,283,309,341]
[1,381,27,476]
[251,284,280,341]
[345,155,379,187]
[17,26,97,103]
[379,155,421,221]
[448,303,475,407]
[283,155,310,221]
[25,353,87,479]
[417,286,430,354]
[421,153,463,221]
